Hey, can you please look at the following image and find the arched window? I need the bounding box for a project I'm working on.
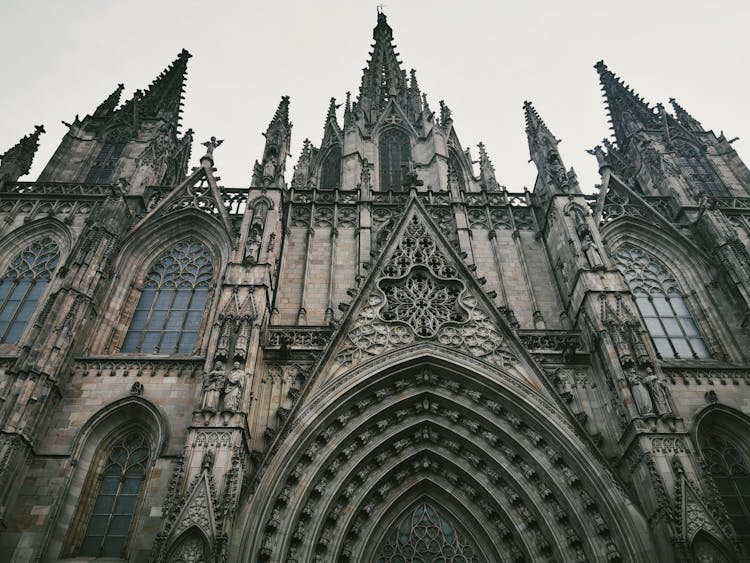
[377,502,480,562]
[320,145,342,189]
[614,244,710,359]
[379,129,411,192]
[448,152,465,190]
[78,430,150,557]
[166,530,210,563]
[85,128,131,184]
[0,237,60,344]
[674,141,727,197]
[700,430,750,554]
[122,240,213,354]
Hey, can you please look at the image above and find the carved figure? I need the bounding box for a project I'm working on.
[581,233,605,270]
[201,449,214,472]
[223,362,245,413]
[627,368,654,416]
[215,318,233,361]
[644,367,671,415]
[201,361,225,412]
[263,157,277,185]
[245,227,262,264]
[234,319,251,361]
[201,136,223,158]
[548,158,568,190]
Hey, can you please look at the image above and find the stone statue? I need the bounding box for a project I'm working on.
[245,227,262,264]
[130,381,144,396]
[201,449,214,472]
[223,362,245,413]
[548,158,568,190]
[234,319,251,361]
[627,368,654,416]
[215,318,233,361]
[201,136,223,158]
[580,233,605,270]
[263,157,277,185]
[201,361,225,412]
[644,367,671,415]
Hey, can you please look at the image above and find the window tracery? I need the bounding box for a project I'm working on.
[379,129,411,191]
[377,502,481,562]
[674,141,727,197]
[448,153,465,190]
[700,431,750,554]
[614,244,709,359]
[78,431,150,557]
[0,237,60,344]
[85,127,131,184]
[121,240,213,354]
[320,145,342,189]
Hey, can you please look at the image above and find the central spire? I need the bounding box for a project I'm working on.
[355,10,409,120]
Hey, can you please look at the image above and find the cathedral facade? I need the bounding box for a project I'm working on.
[1,12,750,563]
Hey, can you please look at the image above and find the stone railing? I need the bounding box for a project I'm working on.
[518,330,586,359]
[289,188,531,208]
[1,181,113,198]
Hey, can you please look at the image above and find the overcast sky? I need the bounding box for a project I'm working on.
[2,1,748,194]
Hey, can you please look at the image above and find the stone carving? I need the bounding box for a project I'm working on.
[336,214,516,369]
[130,381,144,396]
[201,361,225,412]
[223,362,246,413]
[644,367,671,415]
[627,368,654,417]
[581,233,605,270]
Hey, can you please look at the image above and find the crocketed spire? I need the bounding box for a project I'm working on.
[0,125,45,185]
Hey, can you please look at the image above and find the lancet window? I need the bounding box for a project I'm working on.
[78,431,150,557]
[0,237,60,344]
[448,152,465,190]
[614,244,710,359]
[320,145,342,189]
[85,127,131,184]
[700,430,750,554]
[674,141,727,197]
[377,502,481,562]
[122,240,213,354]
[379,128,411,191]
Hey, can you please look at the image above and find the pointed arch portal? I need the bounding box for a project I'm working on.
[235,353,655,562]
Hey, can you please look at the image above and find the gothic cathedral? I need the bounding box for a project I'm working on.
[1,12,749,563]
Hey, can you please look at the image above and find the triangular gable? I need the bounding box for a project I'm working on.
[299,197,555,398]
[134,159,234,235]
[676,470,728,545]
[170,472,217,543]
[372,98,420,138]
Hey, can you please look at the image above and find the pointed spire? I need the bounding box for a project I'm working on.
[523,101,560,161]
[595,60,659,146]
[291,138,313,188]
[407,69,423,118]
[256,96,292,188]
[267,95,291,133]
[93,83,124,117]
[123,49,191,128]
[0,125,45,186]
[669,98,703,132]
[356,10,406,119]
[343,91,353,128]
[321,97,342,147]
[439,100,453,127]
[477,142,501,192]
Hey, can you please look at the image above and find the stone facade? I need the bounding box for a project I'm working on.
[1,11,749,563]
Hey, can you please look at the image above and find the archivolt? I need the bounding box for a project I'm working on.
[235,355,654,562]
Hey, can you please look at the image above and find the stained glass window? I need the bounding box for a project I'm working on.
[85,127,131,184]
[674,141,727,197]
[701,432,750,555]
[320,146,342,189]
[0,237,60,344]
[377,502,481,562]
[122,240,213,354]
[615,245,710,359]
[379,129,411,192]
[78,431,149,557]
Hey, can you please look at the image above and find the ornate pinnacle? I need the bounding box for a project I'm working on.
[477,142,501,192]
[439,100,452,126]
[93,83,125,117]
[268,95,291,132]
[595,60,659,146]
[0,125,45,185]
[669,98,703,132]
[344,91,353,127]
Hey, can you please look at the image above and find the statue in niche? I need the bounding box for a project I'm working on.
[627,367,654,416]
[263,157,277,186]
[234,319,251,361]
[580,232,605,270]
[201,449,214,472]
[548,155,569,191]
[644,367,671,415]
[215,318,233,361]
[223,362,245,413]
[244,227,262,264]
[130,381,144,396]
[201,361,225,412]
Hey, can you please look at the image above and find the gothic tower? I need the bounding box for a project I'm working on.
[0,11,748,563]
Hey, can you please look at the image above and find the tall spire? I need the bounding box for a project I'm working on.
[523,100,557,159]
[523,101,572,195]
[595,61,659,147]
[0,125,45,186]
[356,10,407,118]
[669,98,703,132]
[93,83,124,117]
[253,96,292,188]
[122,49,191,128]
[321,97,342,146]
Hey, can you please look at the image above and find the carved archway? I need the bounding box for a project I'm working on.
[235,353,655,562]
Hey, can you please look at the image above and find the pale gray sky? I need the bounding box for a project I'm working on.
[2,1,749,194]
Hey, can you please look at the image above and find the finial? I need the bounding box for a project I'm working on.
[201,136,223,162]
[439,100,452,125]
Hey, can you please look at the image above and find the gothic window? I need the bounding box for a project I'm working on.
[78,431,150,557]
[85,128,131,184]
[377,502,481,562]
[700,432,750,554]
[379,128,411,191]
[614,245,710,359]
[166,530,209,563]
[121,240,213,354]
[0,237,60,344]
[320,145,342,189]
[448,152,465,189]
[674,141,727,197]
